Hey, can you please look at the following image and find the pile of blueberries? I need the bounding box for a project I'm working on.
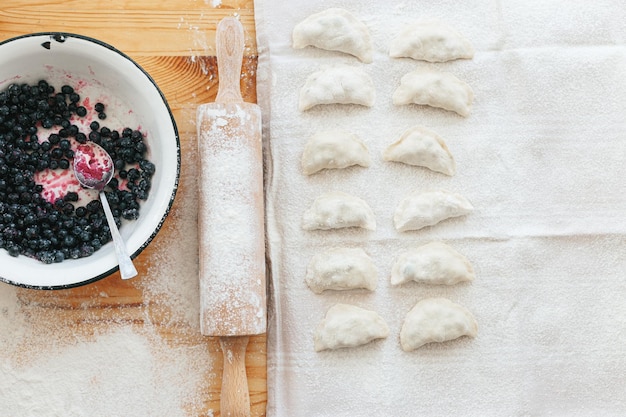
[0,80,155,263]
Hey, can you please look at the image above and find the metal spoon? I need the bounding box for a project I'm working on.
[73,142,138,279]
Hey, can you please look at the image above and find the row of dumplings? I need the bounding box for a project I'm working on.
[302,190,473,232]
[314,299,478,352]
[299,65,474,117]
[293,8,474,64]
[306,242,474,294]
[302,125,456,176]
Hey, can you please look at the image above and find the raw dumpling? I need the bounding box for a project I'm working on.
[315,303,389,351]
[293,8,373,63]
[393,67,473,117]
[306,247,378,293]
[299,65,376,111]
[383,125,455,176]
[390,241,474,286]
[389,19,474,62]
[394,189,473,232]
[303,191,376,231]
[400,298,477,351]
[301,129,371,175]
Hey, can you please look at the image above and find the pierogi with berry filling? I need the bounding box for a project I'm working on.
[301,129,371,175]
[389,19,474,63]
[390,241,474,286]
[394,189,473,232]
[293,8,373,63]
[302,191,376,231]
[393,67,473,117]
[383,125,455,176]
[400,298,477,351]
[314,303,389,351]
[299,65,375,111]
[306,247,377,293]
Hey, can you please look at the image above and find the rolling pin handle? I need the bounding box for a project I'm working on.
[220,336,251,417]
[215,17,245,104]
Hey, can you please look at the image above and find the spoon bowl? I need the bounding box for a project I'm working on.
[73,142,138,279]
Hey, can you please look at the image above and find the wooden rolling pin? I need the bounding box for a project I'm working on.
[196,17,266,417]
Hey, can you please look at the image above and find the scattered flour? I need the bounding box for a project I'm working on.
[0,327,211,417]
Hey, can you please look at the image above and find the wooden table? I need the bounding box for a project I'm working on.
[0,1,266,416]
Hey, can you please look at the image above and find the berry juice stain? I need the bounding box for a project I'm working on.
[33,168,93,204]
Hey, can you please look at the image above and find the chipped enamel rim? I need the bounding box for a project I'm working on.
[0,33,180,289]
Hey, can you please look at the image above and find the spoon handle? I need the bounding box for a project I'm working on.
[100,191,138,280]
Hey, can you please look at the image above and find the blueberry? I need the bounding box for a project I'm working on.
[75,206,87,218]
[91,238,102,251]
[7,244,20,257]
[94,102,105,112]
[80,245,94,257]
[64,191,78,202]
[53,250,64,263]
[58,159,69,170]
[75,132,87,144]
[88,131,100,143]
[51,148,63,159]
[38,251,55,264]
[122,208,139,220]
[62,235,76,248]
[127,168,140,181]
[86,200,102,213]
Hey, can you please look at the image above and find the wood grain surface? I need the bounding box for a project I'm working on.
[0,1,266,416]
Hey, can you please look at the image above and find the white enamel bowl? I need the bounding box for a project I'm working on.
[0,33,180,289]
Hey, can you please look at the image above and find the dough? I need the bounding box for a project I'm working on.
[393,67,473,117]
[302,129,371,175]
[390,241,474,286]
[383,125,455,176]
[293,8,373,63]
[400,298,477,351]
[389,19,474,62]
[315,303,389,351]
[299,65,376,111]
[394,189,473,232]
[303,191,376,231]
[306,247,377,293]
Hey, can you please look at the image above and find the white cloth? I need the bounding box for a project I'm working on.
[254,1,626,415]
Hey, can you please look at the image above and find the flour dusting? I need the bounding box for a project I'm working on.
[196,103,266,337]
[0,328,210,416]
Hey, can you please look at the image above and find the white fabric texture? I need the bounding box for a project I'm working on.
[254,0,626,415]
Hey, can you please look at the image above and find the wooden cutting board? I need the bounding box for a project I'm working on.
[0,1,266,416]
